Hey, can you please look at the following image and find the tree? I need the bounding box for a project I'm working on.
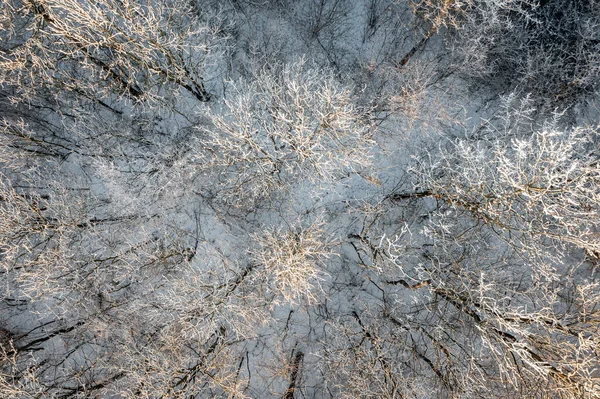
[0,0,225,104]
[454,0,600,103]
[342,95,600,397]
[197,60,374,208]
[248,219,333,305]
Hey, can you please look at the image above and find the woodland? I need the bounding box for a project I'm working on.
[1,0,600,397]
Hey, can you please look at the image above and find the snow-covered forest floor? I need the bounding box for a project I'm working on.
[1,0,600,397]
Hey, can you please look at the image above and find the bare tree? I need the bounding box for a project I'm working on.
[0,0,226,104]
[248,219,333,306]
[340,95,600,397]
[198,59,374,208]
[452,0,600,103]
